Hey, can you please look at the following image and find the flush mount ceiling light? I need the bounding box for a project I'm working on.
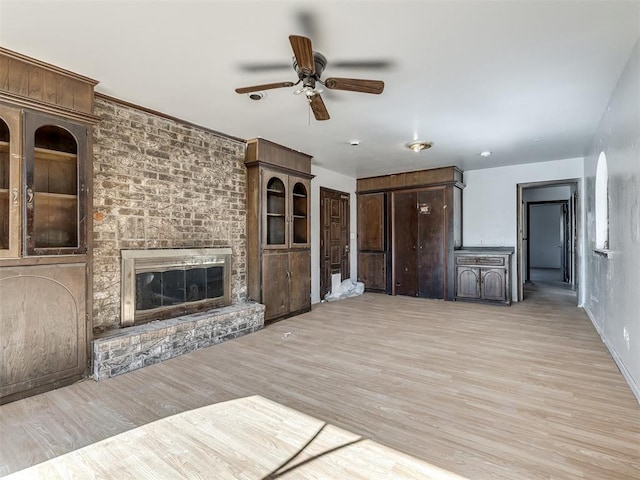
[479,150,492,157]
[349,139,360,146]
[406,141,433,152]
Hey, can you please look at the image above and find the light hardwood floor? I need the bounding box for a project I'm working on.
[1,289,639,479]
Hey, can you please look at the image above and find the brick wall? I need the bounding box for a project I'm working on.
[92,96,247,333]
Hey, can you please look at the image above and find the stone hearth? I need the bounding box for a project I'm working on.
[93,302,264,380]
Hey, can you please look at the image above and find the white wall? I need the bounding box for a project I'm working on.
[463,157,584,298]
[523,185,571,202]
[310,165,357,304]
[583,39,640,403]
[529,204,562,268]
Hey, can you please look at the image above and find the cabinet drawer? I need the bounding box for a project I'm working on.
[456,255,505,267]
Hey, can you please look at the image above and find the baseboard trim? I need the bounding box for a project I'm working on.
[583,305,640,405]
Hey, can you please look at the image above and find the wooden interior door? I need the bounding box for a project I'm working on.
[417,188,445,298]
[320,188,350,300]
[392,191,418,296]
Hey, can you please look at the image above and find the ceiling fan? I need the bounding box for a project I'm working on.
[235,35,385,121]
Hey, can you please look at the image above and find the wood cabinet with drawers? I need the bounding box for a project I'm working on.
[454,248,514,305]
[0,47,99,403]
[245,138,313,323]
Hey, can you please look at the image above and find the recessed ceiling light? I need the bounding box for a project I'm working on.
[248,92,266,101]
[349,140,360,146]
[479,151,492,157]
[406,141,433,152]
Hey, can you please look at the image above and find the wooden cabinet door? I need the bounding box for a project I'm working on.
[481,268,506,302]
[357,192,384,251]
[288,250,310,313]
[0,263,86,401]
[456,266,480,299]
[358,252,386,291]
[416,188,445,299]
[261,252,290,321]
[392,191,418,297]
[0,105,21,259]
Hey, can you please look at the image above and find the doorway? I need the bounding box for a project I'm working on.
[516,180,579,302]
[319,188,350,300]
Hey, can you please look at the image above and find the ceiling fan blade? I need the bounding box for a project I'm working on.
[309,94,330,121]
[331,60,393,70]
[324,77,384,94]
[235,81,295,94]
[295,10,320,41]
[289,35,315,76]
[238,62,291,72]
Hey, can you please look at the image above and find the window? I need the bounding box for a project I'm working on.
[595,151,608,249]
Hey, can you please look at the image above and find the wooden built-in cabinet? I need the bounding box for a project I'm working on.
[454,248,513,305]
[0,47,98,404]
[245,138,313,323]
[356,167,463,300]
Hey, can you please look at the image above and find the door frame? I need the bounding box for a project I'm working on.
[319,187,350,300]
[526,200,568,281]
[516,179,580,302]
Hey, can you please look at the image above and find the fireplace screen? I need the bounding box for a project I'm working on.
[121,248,231,326]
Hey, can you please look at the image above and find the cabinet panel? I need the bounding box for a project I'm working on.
[357,192,384,251]
[262,253,290,321]
[0,263,86,400]
[289,250,310,312]
[456,266,480,298]
[481,268,506,302]
[358,252,386,291]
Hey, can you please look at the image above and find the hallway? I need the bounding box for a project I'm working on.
[525,267,576,306]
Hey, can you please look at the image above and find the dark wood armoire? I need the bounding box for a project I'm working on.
[356,167,463,300]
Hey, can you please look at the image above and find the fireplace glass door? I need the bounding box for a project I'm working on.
[136,266,225,311]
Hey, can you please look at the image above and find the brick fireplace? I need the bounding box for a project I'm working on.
[90,95,263,379]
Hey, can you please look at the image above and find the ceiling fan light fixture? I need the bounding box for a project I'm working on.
[407,141,433,152]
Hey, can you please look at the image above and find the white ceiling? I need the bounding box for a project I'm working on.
[1,1,638,178]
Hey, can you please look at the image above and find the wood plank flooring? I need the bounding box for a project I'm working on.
[1,289,639,479]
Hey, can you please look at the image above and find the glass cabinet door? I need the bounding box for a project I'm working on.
[0,106,21,258]
[24,111,87,255]
[291,181,309,245]
[265,175,287,246]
